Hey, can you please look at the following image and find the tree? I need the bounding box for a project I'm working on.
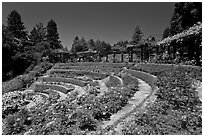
[7,10,27,40]
[132,25,143,45]
[47,19,62,49]
[94,40,111,56]
[30,22,46,44]
[169,2,202,36]
[162,27,170,39]
[87,39,95,50]
[2,24,17,80]
[70,37,88,53]
[169,10,183,36]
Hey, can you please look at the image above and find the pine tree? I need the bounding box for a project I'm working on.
[7,10,27,40]
[132,25,143,45]
[47,19,61,49]
[30,22,46,44]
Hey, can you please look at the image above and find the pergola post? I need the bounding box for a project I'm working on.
[121,53,124,62]
[113,52,116,63]
[106,55,108,62]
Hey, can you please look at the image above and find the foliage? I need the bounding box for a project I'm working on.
[131,25,143,45]
[7,10,27,40]
[122,67,202,135]
[70,37,111,57]
[29,22,46,44]
[70,37,88,53]
[169,2,202,36]
[47,19,62,49]
[2,62,53,94]
[158,23,201,46]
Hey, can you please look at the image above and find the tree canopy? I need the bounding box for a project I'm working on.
[30,22,46,44]
[47,19,62,49]
[131,25,143,45]
[7,10,27,40]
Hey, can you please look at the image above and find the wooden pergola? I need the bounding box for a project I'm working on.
[109,44,142,63]
[77,49,99,62]
[155,22,202,65]
[49,49,71,63]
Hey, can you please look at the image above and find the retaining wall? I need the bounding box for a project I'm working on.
[123,69,157,90]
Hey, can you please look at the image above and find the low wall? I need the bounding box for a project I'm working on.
[39,77,87,87]
[35,84,72,94]
[123,69,157,90]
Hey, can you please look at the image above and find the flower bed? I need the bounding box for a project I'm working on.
[53,66,122,75]
[2,62,53,94]
[49,69,109,80]
[3,77,139,135]
[35,84,73,94]
[121,67,202,135]
[132,63,202,81]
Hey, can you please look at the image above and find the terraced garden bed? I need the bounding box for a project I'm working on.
[2,62,201,135]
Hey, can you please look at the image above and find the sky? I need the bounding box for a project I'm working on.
[2,2,175,49]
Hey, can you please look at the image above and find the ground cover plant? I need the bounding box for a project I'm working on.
[2,80,139,135]
[121,66,202,135]
[2,62,201,135]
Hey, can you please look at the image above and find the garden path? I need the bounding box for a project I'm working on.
[100,78,153,134]
[98,79,109,95]
[196,82,202,101]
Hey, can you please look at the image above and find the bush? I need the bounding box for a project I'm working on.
[2,62,53,94]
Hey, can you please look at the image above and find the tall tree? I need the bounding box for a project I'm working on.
[47,19,62,49]
[87,39,95,50]
[7,10,27,40]
[2,24,17,80]
[132,25,143,45]
[30,22,46,44]
[169,2,202,36]
[70,37,88,53]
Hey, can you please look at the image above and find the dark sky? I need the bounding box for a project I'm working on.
[2,2,175,49]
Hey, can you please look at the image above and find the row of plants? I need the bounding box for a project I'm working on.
[56,62,134,68]
[121,66,202,135]
[41,81,75,90]
[41,76,87,87]
[2,62,53,94]
[157,22,201,46]
[53,66,122,75]
[2,69,139,135]
[133,63,202,81]
[35,84,74,94]
[49,70,108,81]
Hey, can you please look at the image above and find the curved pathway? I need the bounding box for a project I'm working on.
[98,78,154,134]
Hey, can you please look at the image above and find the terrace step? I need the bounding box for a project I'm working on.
[97,80,109,95]
[100,78,153,133]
